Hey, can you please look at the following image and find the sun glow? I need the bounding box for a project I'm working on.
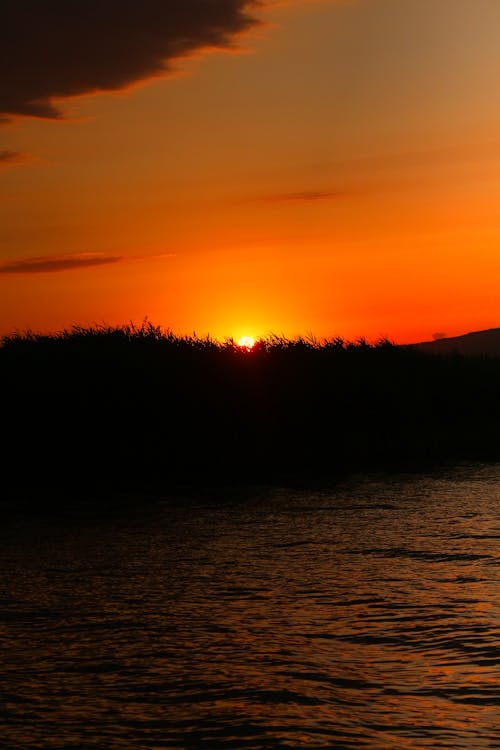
[237,336,255,350]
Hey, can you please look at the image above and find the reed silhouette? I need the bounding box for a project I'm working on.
[2,322,499,503]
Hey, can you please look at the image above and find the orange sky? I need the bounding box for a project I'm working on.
[1,0,499,343]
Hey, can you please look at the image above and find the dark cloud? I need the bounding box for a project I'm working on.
[1,1,260,119]
[0,253,123,274]
[0,150,30,165]
[263,189,346,202]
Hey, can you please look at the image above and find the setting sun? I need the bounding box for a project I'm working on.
[1,4,499,748]
[237,336,255,350]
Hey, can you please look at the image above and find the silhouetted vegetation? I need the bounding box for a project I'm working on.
[2,322,500,502]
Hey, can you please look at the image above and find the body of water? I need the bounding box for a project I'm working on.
[1,464,499,748]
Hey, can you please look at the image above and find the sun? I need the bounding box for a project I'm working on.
[237,336,255,350]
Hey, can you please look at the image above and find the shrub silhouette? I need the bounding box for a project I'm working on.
[1,322,499,501]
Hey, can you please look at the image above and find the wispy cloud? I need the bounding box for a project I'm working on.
[0,253,123,274]
[0,1,260,120]
[262,189,346,203]
[0,251,176,274]
[0,150,31,166]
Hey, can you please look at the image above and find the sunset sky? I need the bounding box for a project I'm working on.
[1,0,499,342]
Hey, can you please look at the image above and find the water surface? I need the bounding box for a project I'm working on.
[1,464,499,748]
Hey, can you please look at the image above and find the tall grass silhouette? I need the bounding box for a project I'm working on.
[2,322,499,502]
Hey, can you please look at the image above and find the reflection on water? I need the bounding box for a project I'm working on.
[1,465,499,749]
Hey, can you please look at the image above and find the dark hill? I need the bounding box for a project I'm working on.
[413,328,500,357]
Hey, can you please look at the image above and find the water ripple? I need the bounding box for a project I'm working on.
[1,464,499,749]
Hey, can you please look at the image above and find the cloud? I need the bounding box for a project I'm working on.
[0,1,260,120]
[0,251,176,273]
[0,150,31,166]
[262,189,346,202]
[0,253,123,274]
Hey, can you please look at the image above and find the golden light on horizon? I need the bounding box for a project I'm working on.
[237,336,256,350]
[0,1,499,343]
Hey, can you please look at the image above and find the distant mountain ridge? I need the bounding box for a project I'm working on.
[412,327,500,356]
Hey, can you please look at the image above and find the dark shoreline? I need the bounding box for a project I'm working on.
[2,324,500,507]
